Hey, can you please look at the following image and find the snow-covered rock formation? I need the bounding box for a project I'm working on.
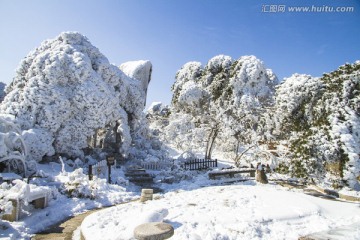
[120,60,152,105]
[0,32,150,161]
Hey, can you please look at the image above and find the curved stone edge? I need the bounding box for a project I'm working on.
[309,184,360,202]
[80,198,140,240]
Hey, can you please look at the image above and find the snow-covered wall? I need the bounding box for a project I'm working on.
[0,32,151,161]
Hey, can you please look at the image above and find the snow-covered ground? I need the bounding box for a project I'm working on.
[0,163,138,239]
[81,182,360,240]
[1,156,360,240]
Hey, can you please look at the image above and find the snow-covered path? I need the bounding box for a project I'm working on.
[81,182,360,240]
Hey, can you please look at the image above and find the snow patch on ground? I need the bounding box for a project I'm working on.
[81,183,360,240]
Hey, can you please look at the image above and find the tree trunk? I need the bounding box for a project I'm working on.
[205,129,214,159]
[114,121,121,144]
[205,127,219,159]
[207,128,218,159]
[113,121,122,153]
[93,129,98,148]
[234,139,241,162]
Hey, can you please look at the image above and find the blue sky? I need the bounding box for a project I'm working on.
[0,0,359,109]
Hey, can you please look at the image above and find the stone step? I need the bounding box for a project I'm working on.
[125,172,152,178]
[129,176,154,183]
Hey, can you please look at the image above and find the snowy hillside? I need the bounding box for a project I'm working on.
[272,62,360,190]
[147,58,360,190]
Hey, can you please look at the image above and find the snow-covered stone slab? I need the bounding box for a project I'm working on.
[2,182,51,221]
[28,185,51,208]
[0,172,22,182]
[134,222,174,240]
[208,169,255,179]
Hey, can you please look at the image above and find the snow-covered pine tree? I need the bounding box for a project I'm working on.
[167,55,278,160]
[272,61,360,190]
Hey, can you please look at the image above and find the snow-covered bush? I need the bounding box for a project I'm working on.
[146,103,171,143]
[0,114,30,175]
[155,164,198,184]
[176,151,196,165]
[0,183,13,218]
[59,168,127,200]
[0,180,31,219]
[0,32,151,161]
[22,128,55,163]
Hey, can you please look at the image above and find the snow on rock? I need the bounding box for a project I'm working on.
[0,182,14,217]
[147,102,170,117]
[0,32,150,160]
[0,180,43,219]
[119,60,152,95]
[5,179,30,200]
[81,184,360,240]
